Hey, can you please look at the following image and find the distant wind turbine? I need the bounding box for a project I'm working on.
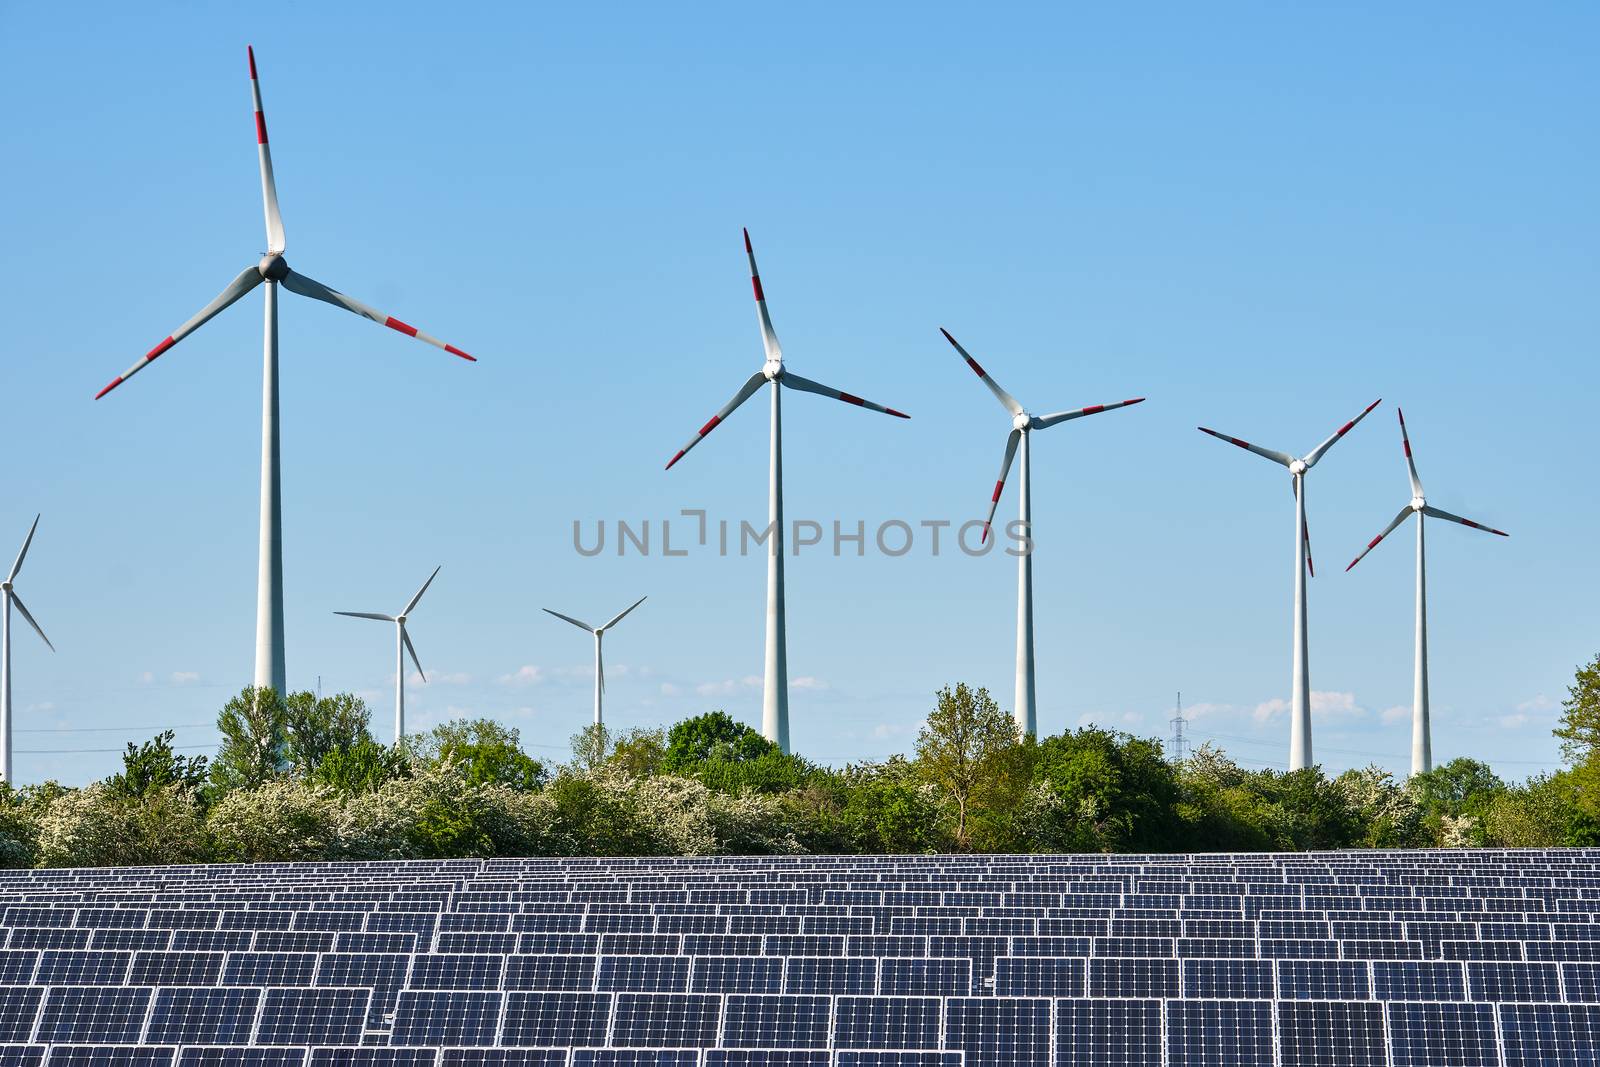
[95,47,474,698]
[1,516,53,784]
[1198,398,1381,770]
[664,230,909,753]
[543,596,648,729]
[940,329,1145,739]
[335,567,441,743]
[1345,409,1508,777]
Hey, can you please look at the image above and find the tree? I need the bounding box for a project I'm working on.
[312,737,408,794]
[1555,653,1600,765]
[212,687,290,792]
[285,692,374,777]
[914,684,1019,849]
[663,712,775,771]
[570,724,612,772]
[416,719,545,790]
[107,731,209,800]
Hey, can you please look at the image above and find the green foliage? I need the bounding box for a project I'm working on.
[312,738,409,795]
[664,711,775,771]
[106,731,209,801]
[211,686,289,792]
[914,684,1019,848]
[1028,728,1183,853]
[284,692,374,777]
[1555,652,1600,766]
[414,719,545,790]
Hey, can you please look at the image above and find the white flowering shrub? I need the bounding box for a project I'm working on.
[208,780,339,863]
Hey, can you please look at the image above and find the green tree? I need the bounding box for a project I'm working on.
[211,687,289,792]
[570,723,612,772]
[312,737,408,794]
[106,731,209,800]
[285,692,374,777]
[416,719,545,790]
[1026,728,1183,853]
[663,711,775,771]
[914,684,1019,849]
[1555,653,1600,765]
[609,728,668,778]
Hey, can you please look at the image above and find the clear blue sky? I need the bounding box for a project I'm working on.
[1,2,1594,785]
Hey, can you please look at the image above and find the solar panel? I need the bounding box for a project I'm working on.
[0,1046,41,1067]
[1276,960,1371,999]
[831,1054,962,1067]
[1386,1002,1500,1067]
[130,950,226,986]
[0,988,42,1044]
[1166,999,1274,1067]
[500,992,612,1046]
[406,953,503,990]
[1497,1003,1600,1067]
[692,957,784,994]
[1087,957,1180,997]
[437,1051,568,1066]
[1276,1001,1387,1067]
[944,996,1051,1067]
[569,1053,698,1066]
[144,987,262,1045]
[40,1048,175,1067]
[831,997,941,1050]
[878,957,970,996]
[35,949,130,985]
[598,956,692,993]
[391,989,501,1046]
[1372,961,1467,1001]
[784,958,877,995]
[609,992,722,1047]
[719,994,831,1048]
[222,952,319,987]
[1054,999,1162,1067]
[1182,958,1274,998]
[1466,961,1563,1002]
[254,988,370,1046]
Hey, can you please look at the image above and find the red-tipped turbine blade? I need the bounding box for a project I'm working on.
[1423,505,1509,538]
[279,270,475,361]
[1034,397,1146,430]
[1303,398,1382,468]
[743,229,782,364]
[664,371,768,470]
[779,372,910,419]
[1397,408,1424,498]
[248,46,285,254]
[939,328,1023,417]
[981,428,1022,542]
[1346,505,1415,572]
[95,266,263,399]
[1197,426,1293,468]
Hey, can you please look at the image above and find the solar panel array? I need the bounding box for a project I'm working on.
[0,849,1594,1064]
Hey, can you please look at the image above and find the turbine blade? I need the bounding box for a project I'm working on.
[1346,506,1415,572]
[1397,408,1424,498]
[596,634,605,695]
[938,329,1023,417]
[542,608,595,634]
[95,266,263,398]
[280,269,475,361]
[779,372,910,419]
[981,428,1023,543]
[1033,397,1146,430]
[601,595,648,632]
[8,515,40,583]
[248,46,286,254]
[334,611,397,622]
[9,593,53,653]
[403,566,441,616]
[744,228,782,364]
[1197,426,1293,468]
[402,625,425,683]
[664,371,767,470]
[1303,513,1315,578]
[1303,398,1382,468]
[1423,505,1509,537]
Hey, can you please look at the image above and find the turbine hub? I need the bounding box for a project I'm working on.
[1289,459,1307,475]
[258,254,290,281]
[0,582,9,593]
[1411,497,1426,511]
[1013,412,1032,432]
[763,362,783,382]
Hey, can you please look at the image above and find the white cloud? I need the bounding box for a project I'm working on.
[872,721,918,740]
[696,680,738,697]
[1499,713,1528,729]
[1255,691,1364,723]
[411,669,472,687]
[1252,698,1287,723]
[1381,705,1410,725]
[1182,702,1233,722]
[792,677,829,691]
[498,666,545,686]
[170,671,200,685]
[741,676,761,689]
[659,682,681,697]
[1516,694,1557,715]
[139,672,154,685]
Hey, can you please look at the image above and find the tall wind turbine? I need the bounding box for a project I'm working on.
[543,596,647,729]
[940,329,1145,738]
[95,47,474,698]
[665,230,910,753]
[1198,398,1381,770]
[335,566,441,744]
[1345,409,1508,776]
[1,517,54,784]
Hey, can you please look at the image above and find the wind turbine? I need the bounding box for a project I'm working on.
[939,329,1145,738]
[1,517,54,784]
[95,47,474,698]
[1198,398,1381,770]
[543,596,648,729]
[335,566,441,744]
[664,230,910,754]
[1345,409,1508,777]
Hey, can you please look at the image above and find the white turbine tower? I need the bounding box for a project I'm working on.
[335,566,441,744]
[1198,398,1382,770]
[95,47,474,698]
[664,230,910,755]
[1,517,54,785]
[940,329,1145,738]
[543,596,648,729]
[1345,409,1508,777]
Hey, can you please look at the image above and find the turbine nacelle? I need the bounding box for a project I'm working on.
[258,254,290,281]
[1289,459,1308,476]
[763,362,783,382]
[1411,496,1427,512]
[1013,412,1033,432]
